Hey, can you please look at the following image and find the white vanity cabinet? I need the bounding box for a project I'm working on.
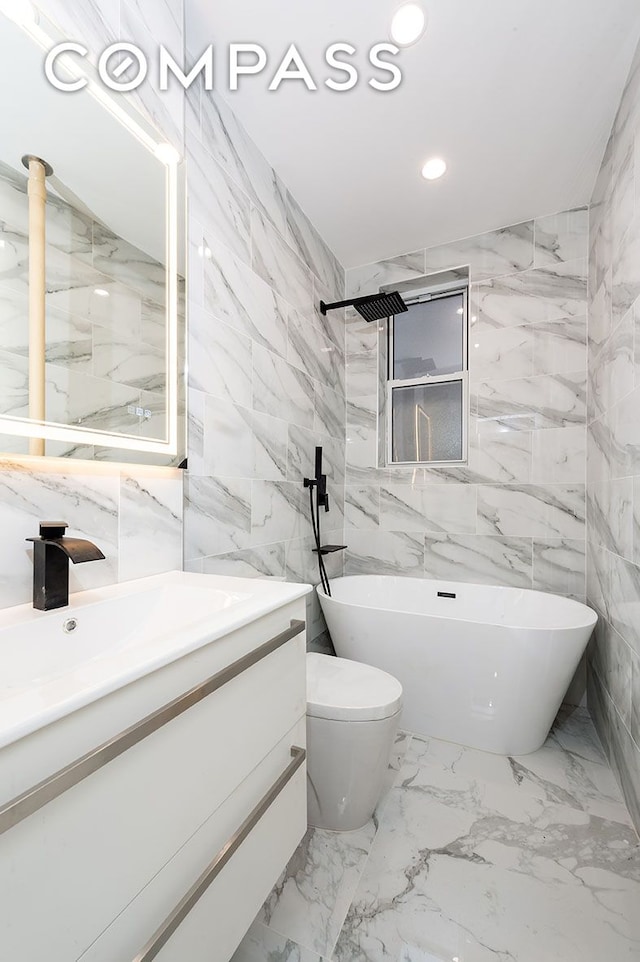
[0,574,310,962]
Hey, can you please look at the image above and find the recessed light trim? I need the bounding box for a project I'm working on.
[390,2,427,46]
[421,157,447,180]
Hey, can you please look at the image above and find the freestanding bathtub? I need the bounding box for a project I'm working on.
[317,576,597,755]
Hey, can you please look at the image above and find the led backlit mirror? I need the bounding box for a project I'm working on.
[0,12,185,465]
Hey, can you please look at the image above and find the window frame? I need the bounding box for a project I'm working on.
[386,284,469,467]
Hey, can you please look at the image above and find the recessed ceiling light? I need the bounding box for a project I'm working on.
[390,3,427,46]
[94,288,110,297]
[421,157,447,180]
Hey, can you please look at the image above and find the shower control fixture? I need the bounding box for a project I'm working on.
[304,447,346,598]
[319,290,408,323]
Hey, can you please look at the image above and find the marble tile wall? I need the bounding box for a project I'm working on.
[586,37,640,831]
[0,0,186,609]
[0,1,345,638]
[0,162,169,447]
[344,209,589,617]
[182,36,346,642]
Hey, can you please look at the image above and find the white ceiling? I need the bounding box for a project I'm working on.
[186,0,640,269]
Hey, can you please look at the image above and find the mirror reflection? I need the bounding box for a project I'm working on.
[0,13,185,465]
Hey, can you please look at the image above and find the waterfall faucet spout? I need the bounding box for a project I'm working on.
[26,522,105,611]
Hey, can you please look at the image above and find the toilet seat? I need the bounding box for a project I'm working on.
[306,653,402,722]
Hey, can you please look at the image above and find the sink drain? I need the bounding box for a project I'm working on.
[62,618,78,633]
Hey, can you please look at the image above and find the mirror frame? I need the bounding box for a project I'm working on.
[0,13,183,458]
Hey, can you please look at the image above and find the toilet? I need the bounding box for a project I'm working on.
[306,652,403,832]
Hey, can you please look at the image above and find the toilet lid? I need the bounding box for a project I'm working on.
[306,653,403,722]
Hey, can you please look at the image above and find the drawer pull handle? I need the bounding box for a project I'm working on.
[0,619,305,837]
[132,745,306,962]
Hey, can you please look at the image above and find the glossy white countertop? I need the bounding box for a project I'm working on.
[0,570,311,750]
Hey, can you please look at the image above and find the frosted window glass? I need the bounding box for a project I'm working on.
[393,292,464,379]
[391,381,463,462]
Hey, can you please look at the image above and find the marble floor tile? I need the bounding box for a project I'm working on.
[334,792,639,962]
[232,921,326,962]
[258,820,377,958]
[243,711,636,962]
[334,721,640,962]
[399,710,631,826]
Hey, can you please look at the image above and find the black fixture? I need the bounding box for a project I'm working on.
[319,290,408,323]
[26,522,105,611]
[304,447,346,597]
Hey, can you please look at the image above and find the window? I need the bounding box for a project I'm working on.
[387,286,468,464]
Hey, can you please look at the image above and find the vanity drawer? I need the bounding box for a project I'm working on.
[79,720,307,962]
[0,621,306,962]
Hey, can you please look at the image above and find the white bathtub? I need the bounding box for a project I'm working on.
[317,576,597,755]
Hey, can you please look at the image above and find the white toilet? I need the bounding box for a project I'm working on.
[306,652,403,832]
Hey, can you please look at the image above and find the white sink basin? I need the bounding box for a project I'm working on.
[0,570,310,749]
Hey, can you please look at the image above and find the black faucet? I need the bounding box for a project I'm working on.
[26,522,105,611]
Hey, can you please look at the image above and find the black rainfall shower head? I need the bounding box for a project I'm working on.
[319,290,408,323]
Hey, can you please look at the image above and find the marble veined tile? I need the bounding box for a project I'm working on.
[286,425,344,485]
[252,343,314,429]
[232,920,325,962]
[533,314,587,375]
[183,475,251,561]
[379,483,476,535]
[202,542,286,580]
[189,305,252,406]
[424,221,534,281]
[469,324,534,383]
[287,311,345,396]
[251,208,313,316]
[118,470,182,582]
[612,223,640,329]
[532,538,586,600]
[200,92,287,235]
[314,383,346,441]
[474,258,587,331]
[476,371,586,433]
[45,363,141,435]
[0,349,29,418]
[477,483,585,539]
[313,275,345,351]
[467,428,532,483]
[345,530,424,577]
[346,250,426,299]
[203,399,287,481]
[609,551,640,655]
[634,474,640,567]
[424,534,533,588]
[334,732,640,962]
[401,718,631,825]
[534,208,589,267]
[345,484,380,529]
[186,133,251,265]
[203,234,288,358]
[0,461,119,607]
[285,190,343,296]
[251,480,311,546]
[258,822,376,959]
[89,223,166,305]
[531,426,586,484]
[92,327,165,393]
